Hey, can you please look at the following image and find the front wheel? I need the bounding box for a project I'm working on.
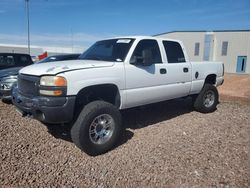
[193,84,219,113]
[71,101,123,156]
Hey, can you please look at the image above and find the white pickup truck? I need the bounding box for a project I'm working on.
[13,36,224,155]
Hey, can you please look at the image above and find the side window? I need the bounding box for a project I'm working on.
[20,56,28,64]
[7,56,15,66]
[221,41,228,56]
[17,55,32,66]
[194,42,200,56]
[0,56,4,66]
[163,41,186,63]
[131,39,162,64]
[0,55,15,67]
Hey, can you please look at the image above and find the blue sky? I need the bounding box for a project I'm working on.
[0,0,249,50]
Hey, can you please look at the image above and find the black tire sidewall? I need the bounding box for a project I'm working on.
[71,101,122,156]
[194,84,219,113]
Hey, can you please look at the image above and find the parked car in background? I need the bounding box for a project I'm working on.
[36,54,80,64]
[0,53,33,101]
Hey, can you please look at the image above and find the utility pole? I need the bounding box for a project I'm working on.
[71,28,74,53]
[25,0,30,55]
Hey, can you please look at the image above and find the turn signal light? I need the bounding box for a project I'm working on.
[40,90,63,96]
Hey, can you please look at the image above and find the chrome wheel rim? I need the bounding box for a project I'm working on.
[89,114,115,145]
[203,90,215,108]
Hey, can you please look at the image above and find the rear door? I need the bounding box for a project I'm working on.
[162,40,192,96]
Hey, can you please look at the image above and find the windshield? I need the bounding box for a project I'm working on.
[79,38,134,62]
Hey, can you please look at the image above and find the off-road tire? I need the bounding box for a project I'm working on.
[71,100,122,156]
[193,84,219,113]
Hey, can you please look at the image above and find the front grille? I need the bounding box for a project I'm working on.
[18,74,40,96]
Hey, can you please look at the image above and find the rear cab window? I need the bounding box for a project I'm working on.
[163,41,186,63]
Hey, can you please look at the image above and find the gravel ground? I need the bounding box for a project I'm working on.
[0,99,249,187]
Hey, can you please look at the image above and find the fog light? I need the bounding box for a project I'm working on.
[39,90,63,96]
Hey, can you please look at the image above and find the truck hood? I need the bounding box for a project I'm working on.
[19,60,115,76]
[0,67,22,78]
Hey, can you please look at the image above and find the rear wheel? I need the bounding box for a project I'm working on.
[193,84,219,113]
[71,100,123,156]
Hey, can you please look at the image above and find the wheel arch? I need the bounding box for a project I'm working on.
[204,74,217,85]
[74,84,121,118]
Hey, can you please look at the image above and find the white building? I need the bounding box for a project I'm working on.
[156,30,250,74]
[0,44,84,57]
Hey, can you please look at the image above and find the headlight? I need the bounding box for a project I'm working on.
[0,76,17,90]
[39,76,67,96]
[0,82,13,90]
[40,76,67,86]
[1,75,18,82]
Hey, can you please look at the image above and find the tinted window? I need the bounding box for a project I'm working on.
[17,55,33,66]
[131,39,162,64]
[0,55,14,66]
[163,41,186,63]
[0,54,33,69]
[0,55,15,69]
[79,39,134,62]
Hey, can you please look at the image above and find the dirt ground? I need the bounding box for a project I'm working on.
[0,98,249,187]
[218,73,250,103]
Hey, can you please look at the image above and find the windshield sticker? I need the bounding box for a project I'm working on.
[116,39,131,43]
[116,58,122,62]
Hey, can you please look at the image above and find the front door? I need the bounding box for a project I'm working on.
[125,39,168,108]
[236,56,247,73]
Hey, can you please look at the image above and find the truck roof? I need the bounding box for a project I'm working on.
[106,36,182,43]
[0,53,31,56]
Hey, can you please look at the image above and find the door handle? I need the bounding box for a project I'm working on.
[160,68,167,74]
[183,67,189,73]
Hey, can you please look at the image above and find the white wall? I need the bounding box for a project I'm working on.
[157,32,205,62]
[0,44,84,57]
[214,32,250,74]
[157,31,250,74]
